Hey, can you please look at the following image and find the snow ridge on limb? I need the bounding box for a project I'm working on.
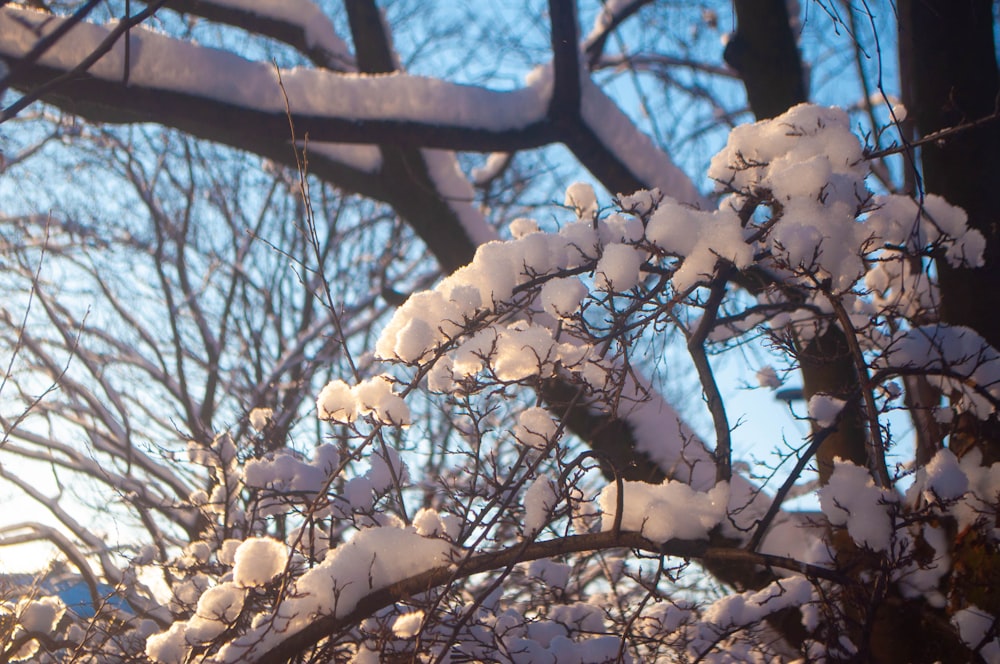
[161,0,353,70]
[0,7,550,144]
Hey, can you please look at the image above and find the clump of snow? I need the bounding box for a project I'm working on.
[528,559,571,590]
[249,407,272,430]
[186,582,245,643]
[617,188,661,216]
[564,182,598,218]
[316,379,356,422]
[599,480,729,542]
[366,445,408,494]
[343,476,375,510]
[818,460,897,551]
[878,325,1000,419]
[219,539,242,567]
[923,448,968,501]
[513,407,558,450]
[595,242,644,291]
[756,366,782,389]
[539,276,587,318]
[243,446,338,495]
[509,216,539,239]
[17,596,64,633]
[218,526,453,660]
[952,606,1000,662]
[392,610,425,638]
[701,102,988,299]
[354,375,411,425]
[232,537,288,587]
[349,646,381,663]
[316,375,410,426]
[412,507,447,538]
[145,622,188,664]
[523,476,558,535]
[807,393,846,428]
[937,449,1000,534]
[701,576,814,630]
[641,599,695,637]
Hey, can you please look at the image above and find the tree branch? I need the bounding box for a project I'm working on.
[254,530,846,663]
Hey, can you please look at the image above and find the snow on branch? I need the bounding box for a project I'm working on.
[162,0,354,71]
[0,7,549,143]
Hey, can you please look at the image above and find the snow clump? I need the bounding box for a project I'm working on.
[523,475,558,535]
[316,375,410,425]
[599,480,729,542]
[807,393,846,428]
[513,407,558,450]
[232,537,288,587]
[818,460,897,551]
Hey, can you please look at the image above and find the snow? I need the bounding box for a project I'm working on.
[952,606,1000,662]
[366,446,408,493]
[309,143,383,173]
[940,449,1000,534]
[392,610,425,638]
[145,622,188,664]
[186,582,245,643]
[344,475,375,510]
[422,149,499,248]
[644,199,751,292]
[206,0,351,63]
[0,8,551,133]
[564,182,599,218]
[242,447,335,494]
[349,646,381,663]
[472,151,512,185]
[248,407,272,431]
[232,537,288,587]
[528,559,571,590]
[513,407,559,450]
[510,216,540,239]
[701,576,813,630]
[218,526,453,661]
[595,242,644,291]
[539,276,588,318]
[879,325,1000,419]
[219,539,242,566]
[353,375,411,425]
[598,480,729,543]
[923,448,968,501]
[755,366,782,389]
[818,460,897,551]
[316,375,410,426]
[807,393,846,428]
[316,379,357,422]
[484,323,555,381]
[864,193,985,270]
[580,76,706,206]
[617,188,661,216]
[524,476,558,535]
[16,596,64,633]
[412,507,447,538]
